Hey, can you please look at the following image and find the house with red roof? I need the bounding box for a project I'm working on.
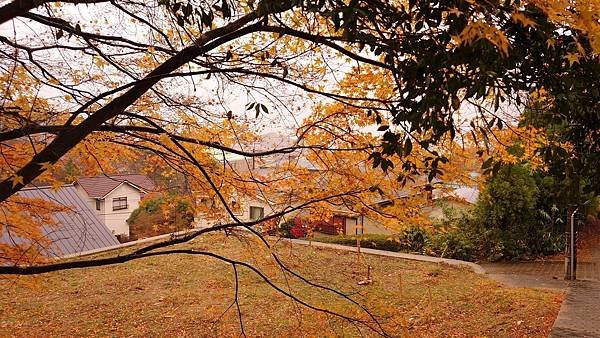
[74,174,155,238]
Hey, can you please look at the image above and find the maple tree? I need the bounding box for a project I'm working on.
[0,0,599,334]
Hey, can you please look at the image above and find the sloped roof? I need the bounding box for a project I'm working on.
[76,174,155,199]
[451,186,480,204]
[434,185,480,204]
[2,185,120,257]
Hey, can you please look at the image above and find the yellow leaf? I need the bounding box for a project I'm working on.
[458,20,510,57]
[52,181,63,191]
[565,52,580,66]
[39,161,54,171]
[512,12,538,28]
[94,57,108,68]
[10,174,24,188]
[159,133,172,146]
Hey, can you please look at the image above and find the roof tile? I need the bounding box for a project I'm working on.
[76,174,155,198]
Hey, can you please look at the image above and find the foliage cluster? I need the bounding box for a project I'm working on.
[437,164,566,261]
[277,219,307,239]
[310,226,476,261]
[310,164,568,262]
[1,0,599,270]
[127,193,195,241]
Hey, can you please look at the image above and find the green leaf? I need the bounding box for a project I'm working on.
[492,161,502,175]
[404,138,412,155]
[261,104,269,114]
[482,157,494,169]
[451,95,461,110]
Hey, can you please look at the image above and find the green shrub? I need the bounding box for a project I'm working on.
[474,165,538,233]
[310,227,480,261]
[403,226,428,251]
[278,221,294,238]
[465,164,566,261]
[175,199,191,213]
[128,194,194,239]
[127,196,164,225]
[427,230,476,261]
[309,227,431,254]
[126,208,142,225]
[143,197,164,213]
[313,233,419,252]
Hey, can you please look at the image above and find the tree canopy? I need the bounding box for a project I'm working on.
[0,0,598,253]
[0,0,599,333]
[1,0,598,198]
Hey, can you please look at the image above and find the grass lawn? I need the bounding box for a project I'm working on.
[0,233,563,337]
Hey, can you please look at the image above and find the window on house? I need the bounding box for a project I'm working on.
[249,206,264,221]
[112,197,128,211]
[95,199,101,211]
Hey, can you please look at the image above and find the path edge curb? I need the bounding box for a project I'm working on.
[285,238,486,274]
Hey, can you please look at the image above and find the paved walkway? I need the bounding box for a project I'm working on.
[480,247,600,337]
[482,261,600,281]
[549,243,600,338]
[550,280,600,337]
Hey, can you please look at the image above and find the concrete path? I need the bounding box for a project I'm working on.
[479,224,600,337]
[549,243,600,338]
[481,261,571,291]
[480,253,600,337]
[550,280,600,337]
[482,260,600,282]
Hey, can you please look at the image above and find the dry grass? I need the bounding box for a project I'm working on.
[0,233,563,337]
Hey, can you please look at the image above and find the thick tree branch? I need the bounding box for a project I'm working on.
[0,11,263,202]
[0,0,110,25]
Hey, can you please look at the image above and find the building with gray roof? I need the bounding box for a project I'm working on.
[2,185,120,258]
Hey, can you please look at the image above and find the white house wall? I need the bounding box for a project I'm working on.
[101,183,143,236]
[194,196,279,228]
[346,216,393,235]
[194,196,394,236]
[75,184,102,215]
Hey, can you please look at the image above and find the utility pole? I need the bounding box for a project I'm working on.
[565,206,579,280]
